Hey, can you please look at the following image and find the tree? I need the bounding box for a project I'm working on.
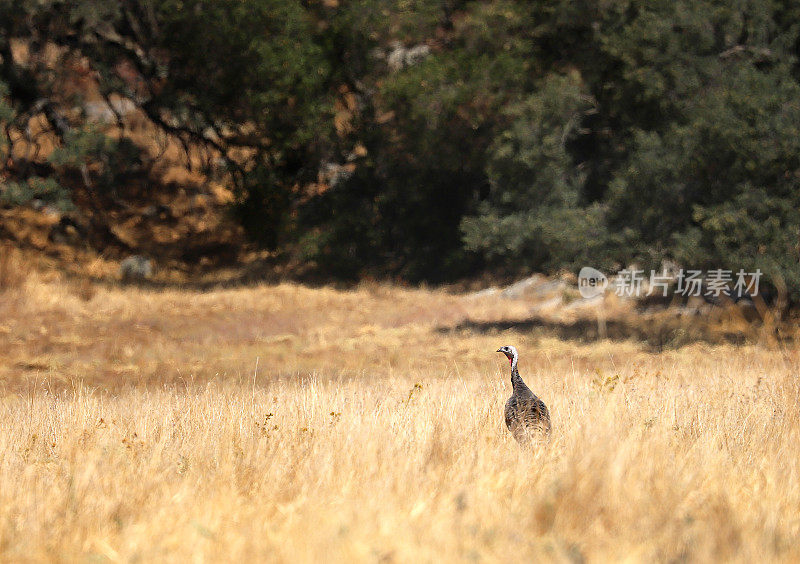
[461,73,613,273]
[298,0,538,280]
[461,0,800,297]
[0,0,334,248]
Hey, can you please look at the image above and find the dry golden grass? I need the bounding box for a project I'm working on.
[0,273,798,561]
[0,243,29,292]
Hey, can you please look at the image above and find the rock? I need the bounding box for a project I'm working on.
[529,279,568,297]
[405,44,431,66]
[501,275,566,299]
[469,287,499,298]
[500,275,545,299]
[320,161,354,188]
[562,294,604,310]
[469,276,569,301]
[529,296,564,312]
[387,41,431,72]
[31,199,61,218]
[82,98,137,123]
[119,255,154,281]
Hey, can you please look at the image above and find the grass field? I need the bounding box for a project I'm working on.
[0,270,798,562]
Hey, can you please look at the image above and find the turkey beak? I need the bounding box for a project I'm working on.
[496,348,503,353]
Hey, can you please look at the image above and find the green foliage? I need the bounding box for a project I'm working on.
[459,0,800,296]
[462,73,613,271]
[299,0,535,280]
[605,24,800,291]
[48,129,118,168]
[150,0,332,146]
[2,0,800,294]
[148,0,334,248]
[49,128,143,197]
[2,0,335,250]
[0,177,73,210]
[0,80,14,125]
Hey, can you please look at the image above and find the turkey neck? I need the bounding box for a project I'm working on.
[510,363,528,393]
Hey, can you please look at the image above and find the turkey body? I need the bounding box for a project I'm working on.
[497,345,551,443]
[504,383,551,442]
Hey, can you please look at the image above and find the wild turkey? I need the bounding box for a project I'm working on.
[497,345,551,442]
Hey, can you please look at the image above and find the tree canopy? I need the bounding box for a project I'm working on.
[1,0,798,294]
